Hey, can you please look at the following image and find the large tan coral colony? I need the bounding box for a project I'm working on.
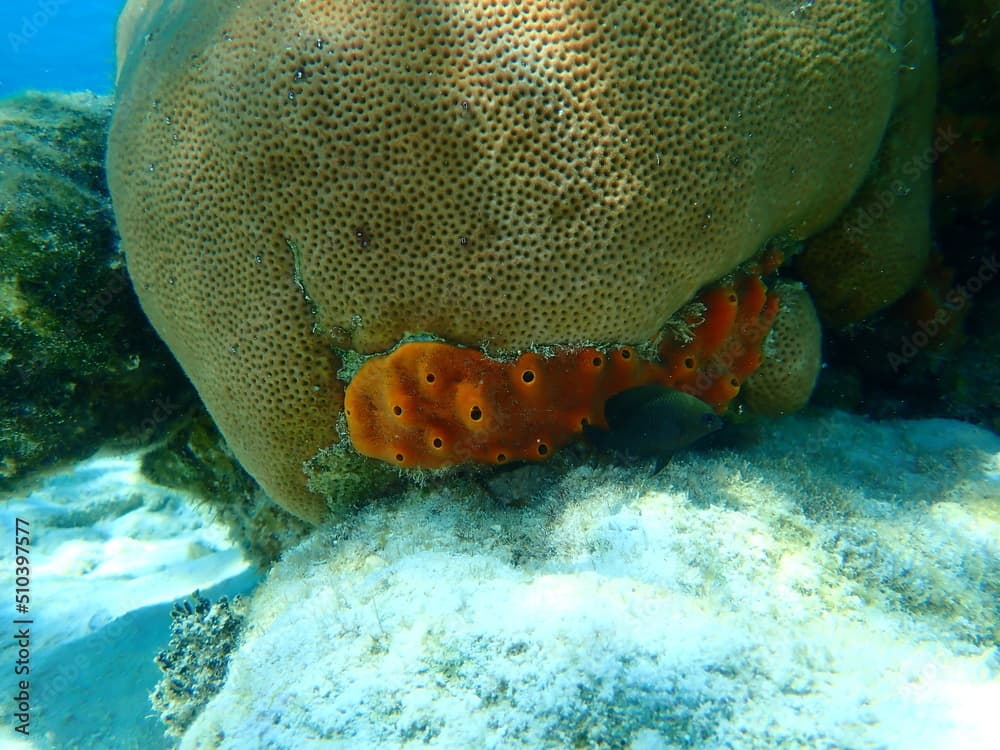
[108,1,936,523]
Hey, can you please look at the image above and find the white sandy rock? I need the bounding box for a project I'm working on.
[183,412,1000,749]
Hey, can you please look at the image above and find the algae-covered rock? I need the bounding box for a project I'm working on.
[151,593,247,738]
[0,91,192,486]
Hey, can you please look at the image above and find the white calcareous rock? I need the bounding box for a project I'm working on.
[183,412,1000,749]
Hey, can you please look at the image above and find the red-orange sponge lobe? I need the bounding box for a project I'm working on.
[659,275,779,410]
[345,269,780,468]
[345,342,659,468]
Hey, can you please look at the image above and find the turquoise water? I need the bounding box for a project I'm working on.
[0,0,123,97]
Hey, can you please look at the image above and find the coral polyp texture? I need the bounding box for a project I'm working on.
[107,0,936,521]
[743,282,823,417]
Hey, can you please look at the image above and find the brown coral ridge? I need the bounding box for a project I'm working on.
[108,0,936,522]
[795,4,938,326]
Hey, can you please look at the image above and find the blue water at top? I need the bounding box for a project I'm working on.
[0,0,125,98]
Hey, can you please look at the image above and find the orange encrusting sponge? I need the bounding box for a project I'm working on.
[345,272,780,468]
[658,273,780,410]
[345,343,659,468]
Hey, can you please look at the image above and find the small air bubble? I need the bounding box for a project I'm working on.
[293,69,304,81]
[254,255,263,264]
[287,91,296,100]
[167,277,176,286]
[460,100,470,110]
[315,38,325,49]
[459,236,468,245]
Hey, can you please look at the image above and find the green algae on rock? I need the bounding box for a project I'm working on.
[0,91,192,487]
